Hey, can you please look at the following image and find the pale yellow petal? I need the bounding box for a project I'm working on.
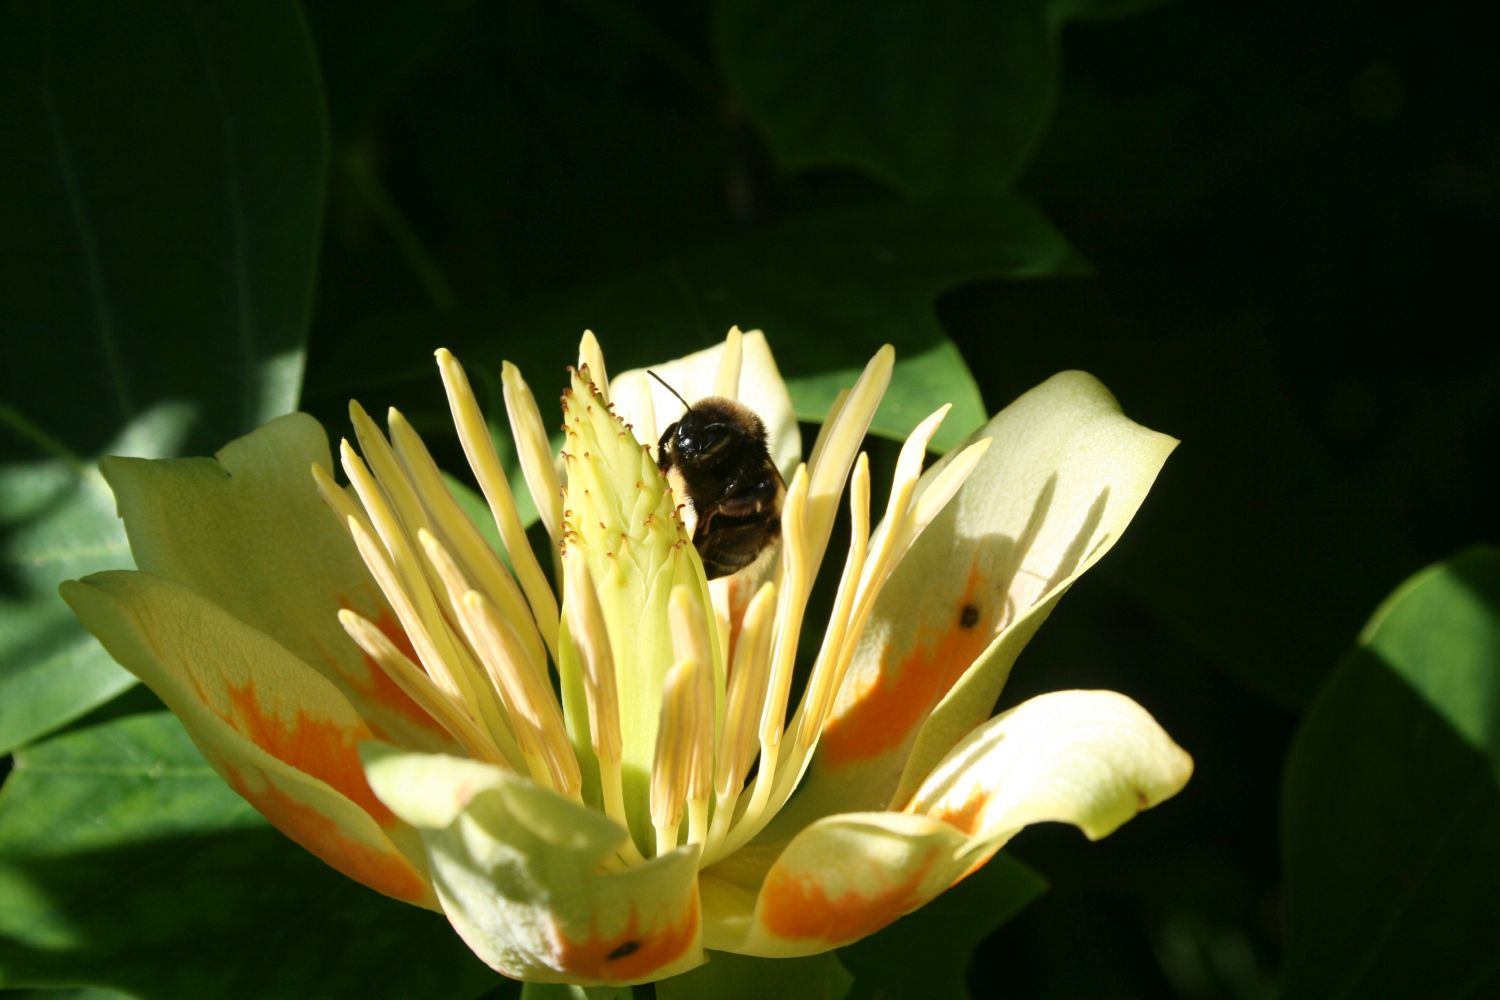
[99,413,454,753]
[365,747,704,986]
[792,371,1177,820]
[62,572,435,907]
[906,690,1193,842]
[700,811,967,957]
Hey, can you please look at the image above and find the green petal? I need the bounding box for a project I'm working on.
[100,412,456,753]
[789,371,1176,820]
[60,572,435,907]
[905,689,1192,843]
[365,747,705,986]
[611,329,801,480]
[700,811,969,957]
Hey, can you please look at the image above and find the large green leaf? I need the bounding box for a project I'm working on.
[0,0,327,751]
[0,711,497,998]
[307,196,1081,454]
[1281,546,1500,999]
[714,0,1169,198]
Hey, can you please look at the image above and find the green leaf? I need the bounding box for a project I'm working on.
[308,197,1080,454]
[0,711,498,999]
[715,0,1166,198]
[657,951,852,1000]
[0,0,327,751]
[1281,546,1500,999]
[838,853,1047,1000]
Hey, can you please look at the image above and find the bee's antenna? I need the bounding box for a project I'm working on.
[647,370,692,410]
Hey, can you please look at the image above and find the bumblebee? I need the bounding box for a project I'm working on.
[651,372,786,579]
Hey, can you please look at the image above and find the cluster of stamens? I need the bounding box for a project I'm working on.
[319,330,991,868]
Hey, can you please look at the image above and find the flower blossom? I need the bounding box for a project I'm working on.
[63,328,1191,986]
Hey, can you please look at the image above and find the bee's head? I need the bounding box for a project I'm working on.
[649,371,764,468]
[665,399,745,461]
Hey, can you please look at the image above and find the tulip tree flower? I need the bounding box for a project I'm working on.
[62,328,1191,988]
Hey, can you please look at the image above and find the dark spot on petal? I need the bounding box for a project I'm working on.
[959,604,981,629]
[608,940,640,960]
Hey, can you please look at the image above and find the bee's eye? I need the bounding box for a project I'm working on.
[698,424,732,455]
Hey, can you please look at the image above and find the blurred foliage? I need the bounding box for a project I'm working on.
[1282,547,1500,999]
[0,709,494,999]
[0,0,325,753]
[1,0,1495,996]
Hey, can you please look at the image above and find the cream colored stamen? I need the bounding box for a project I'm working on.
[385,408,547,674]
[729,465,808,839]
[668,586,716,847]
[703,579,776,863]
[419,529,580,798]
[561,548,644,863]
[436,348,561,663]
[314,467,525,771]
[651,658,708,856]
[767,410,991,822]
[501,361,564,545]
[792,452,871,754]
[802,346,893,572]
[338,608,506,764]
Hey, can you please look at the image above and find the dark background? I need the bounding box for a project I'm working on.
[1,1,1496,997]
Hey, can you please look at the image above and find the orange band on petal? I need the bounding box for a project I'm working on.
[821,563,993,765]
[759,857,934,944]
[221,761,431,905]
[222,679,396,827]
[923,789,1003,883]
[926,786,990,835]
[553,899,700,983]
